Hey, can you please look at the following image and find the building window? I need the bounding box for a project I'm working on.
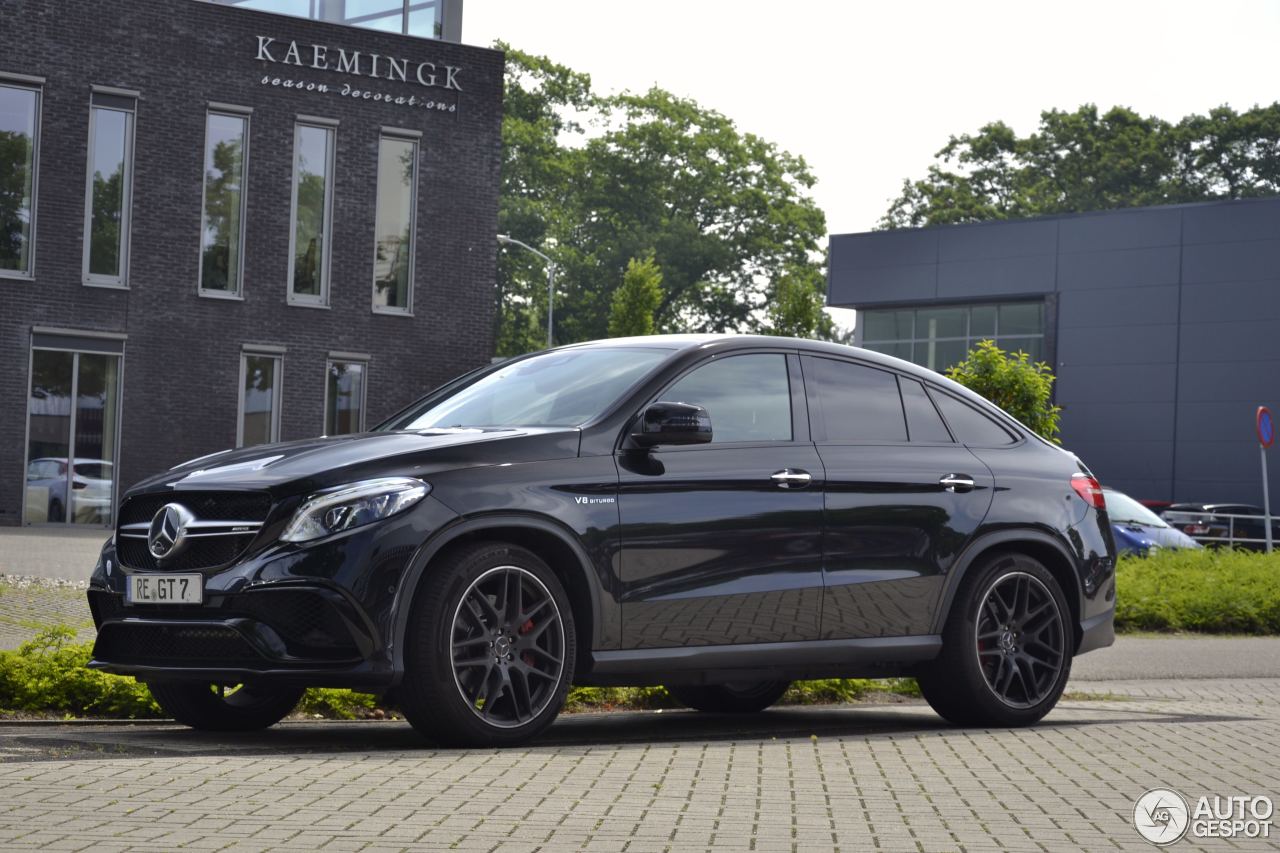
[860,301,1046,373]
[199,110,250,297]
[372,133,418,313]
[288,121,335,305]
[0,82,39,278]
[83,92,136,287]
[209,0,443,38]
[325,360,367,435]
[239,351,282,446]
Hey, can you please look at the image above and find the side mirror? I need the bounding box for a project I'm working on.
[631,402,712,448]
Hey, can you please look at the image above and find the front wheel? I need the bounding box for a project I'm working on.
[917,552,1072,727]
[148,682,303,731]
[668,681,791,713]
[399,542,576,747]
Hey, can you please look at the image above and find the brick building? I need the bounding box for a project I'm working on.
[0,0,503,529]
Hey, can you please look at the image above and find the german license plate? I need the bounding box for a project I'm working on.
[127,574,203,605]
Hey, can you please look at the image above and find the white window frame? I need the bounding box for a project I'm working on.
[371,128,421,316]
[0,76,42,281]
[82,89,137,289]
[324,355,370,436]
[286,117,337,308]
[237,348,284,447]
[197,105,252,300]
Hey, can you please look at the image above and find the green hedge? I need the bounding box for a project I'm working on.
[1115,547,1280,634]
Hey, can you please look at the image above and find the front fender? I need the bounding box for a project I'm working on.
[387,513,611,685]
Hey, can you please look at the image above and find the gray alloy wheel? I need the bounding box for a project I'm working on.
[449,565,568,729]
[974,571,1066,708]
[917,552,1072,727]
[399,542,576,747]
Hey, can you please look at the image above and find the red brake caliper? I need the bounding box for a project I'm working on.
[520,619,535,666]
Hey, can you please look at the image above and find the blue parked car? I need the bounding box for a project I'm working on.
[1104,488,1202,556]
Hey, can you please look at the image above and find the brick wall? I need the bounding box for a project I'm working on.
[0,0,503,525]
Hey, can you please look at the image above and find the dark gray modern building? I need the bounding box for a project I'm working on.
[1,0,503,530]
[829,197,1280,504]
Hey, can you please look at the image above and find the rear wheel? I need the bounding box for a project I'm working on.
[148,682,303,731]
[668,680,791,713]
[918,552,1072,727]
[399,542,576,747]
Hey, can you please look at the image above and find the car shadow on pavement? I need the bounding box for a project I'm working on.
[0,701,1262,761]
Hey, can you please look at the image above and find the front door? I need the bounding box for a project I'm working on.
[617,352,825,648]
[800,355,995,639]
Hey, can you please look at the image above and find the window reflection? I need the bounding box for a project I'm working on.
[200,112,249,295]
[373,135,417,312]
[325,361,367,435]
[0,84,38,275]
[241,354,281,446]
[85,100,134,284]
[290,123,334,302]
[208,0,442,38]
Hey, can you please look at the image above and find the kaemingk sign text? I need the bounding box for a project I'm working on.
[255,35,462,91]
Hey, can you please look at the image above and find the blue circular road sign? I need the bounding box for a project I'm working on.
[1258,407,1275,448]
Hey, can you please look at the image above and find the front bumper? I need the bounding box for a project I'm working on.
[87,494,458,686]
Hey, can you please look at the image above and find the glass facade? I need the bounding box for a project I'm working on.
[325,360,367,435]
[0,83,38,276]
[25,348,121,526]
[83,94,135,286]
[240,353,282,446]
[288,122,334,304]
[199,111,249,296]
[860,301,1046,373]
[211,0,442,38]
[372,134,417,313]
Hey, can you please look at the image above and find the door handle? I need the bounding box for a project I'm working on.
[771,469,812,488]
[940,474,976,493]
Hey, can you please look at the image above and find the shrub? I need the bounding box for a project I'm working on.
[0,627,161,718]
[946,339,1061,442]
[1115,547,1280,634]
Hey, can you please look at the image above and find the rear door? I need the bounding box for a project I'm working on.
[801,356,995,639]
[617,352,825,648]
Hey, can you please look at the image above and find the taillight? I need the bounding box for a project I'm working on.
[71,479,87,491]
[1183,523,1210,536]
[1071,473,1106,509]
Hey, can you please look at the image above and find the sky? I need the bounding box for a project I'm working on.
[466,0,1280,237]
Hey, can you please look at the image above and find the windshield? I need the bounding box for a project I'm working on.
[1104,490,1167,527]
[386,347,673,430]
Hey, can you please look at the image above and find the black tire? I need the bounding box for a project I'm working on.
[399,542,576,748]
[148,682,303,731]
[917,552,1072,727]
[668,680,791,714]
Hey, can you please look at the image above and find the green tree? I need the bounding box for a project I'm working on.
[946,340,1061,442]
[608,253,663,337]
[764,264,842,340]
[495,48,828,355]
[882,103,1280,228]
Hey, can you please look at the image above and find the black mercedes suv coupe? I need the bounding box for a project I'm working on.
[87,335,1115,746]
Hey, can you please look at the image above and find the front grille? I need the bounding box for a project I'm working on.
[116,490,274,571]
[93,623,263,666]
[119,491,273,526]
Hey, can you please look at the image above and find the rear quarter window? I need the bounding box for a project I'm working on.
[928,389,1018,446]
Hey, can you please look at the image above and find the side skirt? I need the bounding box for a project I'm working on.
[581,635,941,687]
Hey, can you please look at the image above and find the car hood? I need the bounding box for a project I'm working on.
[1111,522,1202,554]
[125,428,581,497]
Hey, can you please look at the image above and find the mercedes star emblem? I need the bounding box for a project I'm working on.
[148,503,195,560]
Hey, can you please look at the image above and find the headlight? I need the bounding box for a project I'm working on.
[280,477,429,543]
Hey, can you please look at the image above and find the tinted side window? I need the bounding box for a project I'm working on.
[664,354,792,443]
[899,378,952,443]
[804,356,907,442]
[929,390,1017,446]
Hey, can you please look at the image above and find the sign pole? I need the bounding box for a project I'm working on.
[1257,407,1274,554]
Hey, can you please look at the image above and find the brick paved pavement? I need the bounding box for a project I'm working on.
[1,678,1277,851]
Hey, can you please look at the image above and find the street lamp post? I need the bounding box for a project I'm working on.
[497,234,556,349]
